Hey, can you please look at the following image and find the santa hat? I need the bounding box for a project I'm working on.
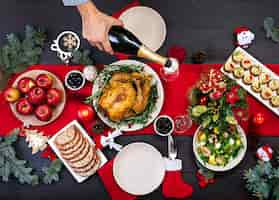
[234,26,250,35]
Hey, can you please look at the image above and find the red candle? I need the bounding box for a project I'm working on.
[252,112,265,126]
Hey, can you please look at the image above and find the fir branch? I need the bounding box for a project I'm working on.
[0,25,46,89]
[243,161,279,200]
[42,159,63,184]
[72,49,94,65]
[0,129,39,185]
[264,17,279,43]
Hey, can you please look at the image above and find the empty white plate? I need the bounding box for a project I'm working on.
[113,142,165,195]
[119,6,167,52]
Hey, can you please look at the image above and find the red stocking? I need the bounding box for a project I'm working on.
[162,159,193,199]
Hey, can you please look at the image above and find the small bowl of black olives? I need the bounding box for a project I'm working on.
[65,70,86,91]
[154,115,174,137]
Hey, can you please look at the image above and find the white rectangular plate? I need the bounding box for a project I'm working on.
[221,47,279,116]
[48,120,107,183]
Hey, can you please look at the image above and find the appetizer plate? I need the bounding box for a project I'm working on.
[193,125,247,172]
[92,59,164,132]
[113,142,165,195]
[221,47,279,116]
[48,120,107,183]
[10,70,66,126]
[119,6,167,52]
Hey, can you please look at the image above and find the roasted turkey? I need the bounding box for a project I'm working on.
[98,72,152,122]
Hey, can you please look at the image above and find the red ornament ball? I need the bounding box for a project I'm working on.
[253,112,265,125]
[256,145,273,162]
[77,104,95,122]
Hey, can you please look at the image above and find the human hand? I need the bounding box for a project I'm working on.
[77,1,123,54]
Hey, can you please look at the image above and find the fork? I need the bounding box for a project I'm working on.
[168,135,177,160]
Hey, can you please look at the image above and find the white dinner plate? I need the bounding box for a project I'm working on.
[119,6,167,52]
[92,59,164,132]
[113,143,165,195]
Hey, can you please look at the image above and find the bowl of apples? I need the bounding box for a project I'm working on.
[4,70,66,126]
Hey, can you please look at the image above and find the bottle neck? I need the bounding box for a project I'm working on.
[137,45,168,66]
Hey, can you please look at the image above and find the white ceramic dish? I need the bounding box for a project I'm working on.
[50,31,80,62]
[92,59,164,132]
[221,47,279,116]
[153,115,174,136]
[48,120,107,183]
[113,142,165,195]
[119,6,167,52]
[64,70,86,91]
[193,125,247,172]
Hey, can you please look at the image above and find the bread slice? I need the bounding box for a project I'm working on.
[57,130,82,151]
[73,150,98,172]
[61,138,88,160]
[69,145,95,169]
[77,158,100,177]
[60,133,84,155]
[67,140,91,164]
[55,125,77,147]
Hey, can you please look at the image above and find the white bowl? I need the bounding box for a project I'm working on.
[153,115,174,137]
[64,70,86,91]
[193,125,247,172]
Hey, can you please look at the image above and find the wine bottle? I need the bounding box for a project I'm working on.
[108,26,178,71]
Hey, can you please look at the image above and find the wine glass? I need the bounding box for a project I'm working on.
[174,115,192,134]
[160,67,179,82]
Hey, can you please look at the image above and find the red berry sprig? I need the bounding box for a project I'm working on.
[196,171,215,188]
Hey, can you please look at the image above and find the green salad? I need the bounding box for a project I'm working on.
[196,126,244,166]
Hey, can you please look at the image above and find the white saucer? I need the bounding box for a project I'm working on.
[113,142,165,195]
[119,6,167,52]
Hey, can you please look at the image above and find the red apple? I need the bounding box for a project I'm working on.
[28,87,46,105]
[46,88,62,106]
[35,104,52,121]
[16,98,33,115]
[77,104,95,122]
[3,87,21,103]
[36,74,53,89]
[17,77,36,93]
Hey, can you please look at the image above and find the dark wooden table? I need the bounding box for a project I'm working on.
[1,0,279,200]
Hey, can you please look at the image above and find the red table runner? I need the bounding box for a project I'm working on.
[0,63,278,137]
